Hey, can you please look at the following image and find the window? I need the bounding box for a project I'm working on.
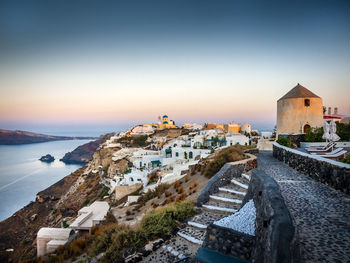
[304,99,310,107]
[176,152,179,157]
[130,178,134,182]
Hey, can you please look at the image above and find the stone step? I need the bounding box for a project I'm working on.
[231,178,249,190]
[241,173,251,181]
[187,211,224,227]
[202,204,237,214]
[207,200,241,210]
[209,195,242,204]
[177,226,206,245]
[140,236,198,263]
[218,187,246,196]
[187,221,208,229]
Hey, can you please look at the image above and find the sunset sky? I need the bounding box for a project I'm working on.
[1,0,350,134]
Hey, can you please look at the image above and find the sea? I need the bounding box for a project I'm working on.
[0,139,94,222]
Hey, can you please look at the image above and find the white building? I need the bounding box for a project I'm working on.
[120,168,150,186]
[161,146,210,165]
[242,123,252,134]
[183,123,203,130]
[37,228,76,257]
[70,201,110,233]
[131,124,155,135]
[225,134,249,146]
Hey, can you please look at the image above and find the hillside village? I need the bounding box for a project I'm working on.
[0,115,260,262]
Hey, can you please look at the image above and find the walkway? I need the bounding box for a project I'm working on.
[258,151,350,263]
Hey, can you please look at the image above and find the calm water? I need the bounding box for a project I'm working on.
[0,140,92,221]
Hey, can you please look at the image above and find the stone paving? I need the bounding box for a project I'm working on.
[258,151,350,263]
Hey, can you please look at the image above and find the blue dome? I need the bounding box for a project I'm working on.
[163,121,169,124]
[163,115,168,118]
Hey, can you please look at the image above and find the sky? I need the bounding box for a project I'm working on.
[0,0,350,134]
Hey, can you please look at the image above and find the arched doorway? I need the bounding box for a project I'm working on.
[303,124,311,133]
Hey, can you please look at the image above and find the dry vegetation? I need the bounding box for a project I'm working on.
[203,145,249,178]
[39,201,195,263]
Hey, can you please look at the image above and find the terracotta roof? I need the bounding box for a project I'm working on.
[278,83,321,101]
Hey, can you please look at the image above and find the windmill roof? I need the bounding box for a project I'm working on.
[278,83,320,101]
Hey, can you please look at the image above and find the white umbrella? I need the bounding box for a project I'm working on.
[322,121,330,141]
[329,119,340,142]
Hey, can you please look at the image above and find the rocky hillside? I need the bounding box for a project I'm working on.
[60,133,114,164]
[0,129,95,145]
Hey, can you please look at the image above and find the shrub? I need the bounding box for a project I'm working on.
[141,201,195,240]
[203,145,246,178]
[90,201,195,262]
[82,199,90,207]
[276,137,291,147]
[117,135,150,147]
[98,186,110,198]
[164,189,171,197]
[340,154,350,164]
[336,122,350,141]
[304,127,324,142]
[138,184,170,205]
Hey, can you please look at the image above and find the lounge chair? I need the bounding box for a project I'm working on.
[317,150,348,159]
[307,142,335,150]
[306,143,335,153]
[310,147,344,156]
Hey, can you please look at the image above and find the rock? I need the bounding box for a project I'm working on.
[39,154,55,163]
[60,133,114,164]
[30,214,37,221]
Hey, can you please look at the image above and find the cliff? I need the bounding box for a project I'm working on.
[0,166,106,262]
[0,129,96,145]
[60,133,114,164]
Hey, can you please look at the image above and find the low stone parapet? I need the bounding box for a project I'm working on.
[202,224,255,261]
[273,142,350,194]
[243,169,301,263]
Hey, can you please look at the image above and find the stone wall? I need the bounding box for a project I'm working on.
[202,224,255,261]
[243,169,301,263]
[273,143,350,195]
[196,154,257,206]
[278,134,305,148]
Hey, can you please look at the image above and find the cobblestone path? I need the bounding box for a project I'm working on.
[258,151,350,263]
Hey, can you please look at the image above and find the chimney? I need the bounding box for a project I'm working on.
[334,107,338,115]
[328,107,331,115]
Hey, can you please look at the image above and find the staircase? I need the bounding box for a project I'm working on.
[140,173,251,263]
[177,173,251,247]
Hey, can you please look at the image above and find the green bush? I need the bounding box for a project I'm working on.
[336,122,350,141]
[340,155,350,164]
[141,201,195,240]
[304,127,324,142]
[203,145,246,178]
[276,137,291,147]
[117,135,150,147]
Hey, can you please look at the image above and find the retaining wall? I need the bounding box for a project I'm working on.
[273,142,350,195]
[196,154,257,206]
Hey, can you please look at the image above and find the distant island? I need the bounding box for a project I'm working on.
[0,129,96,145]
[39,154,55,163]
